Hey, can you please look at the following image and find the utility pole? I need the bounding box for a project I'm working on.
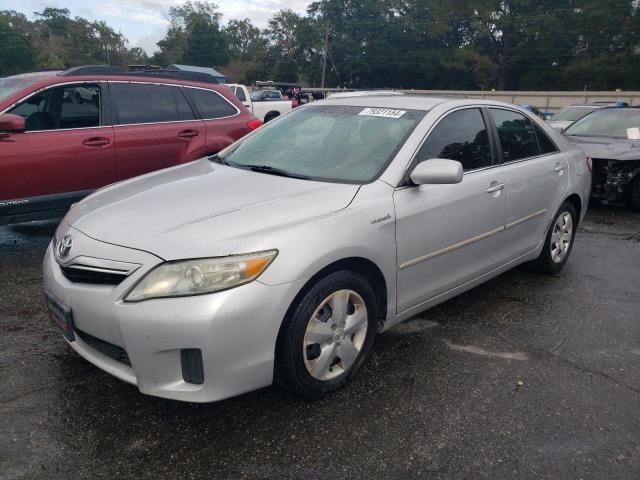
[320,22,329,89]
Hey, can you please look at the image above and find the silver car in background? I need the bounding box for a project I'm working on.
[548,104,604,131]
[43,96,591,402]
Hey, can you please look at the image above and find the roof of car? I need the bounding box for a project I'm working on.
[317,94,532,112]
[319,94,450,110]
[8,70,62,80]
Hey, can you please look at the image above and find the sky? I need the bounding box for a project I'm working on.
[4,0,310,55]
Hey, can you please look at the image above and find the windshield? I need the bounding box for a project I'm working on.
[0,77,38,104]
[565,109,640,139]
[219,105,424,183]
[551,107,596,122]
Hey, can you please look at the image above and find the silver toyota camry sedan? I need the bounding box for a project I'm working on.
[43,95,591,402]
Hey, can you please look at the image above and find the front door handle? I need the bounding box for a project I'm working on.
[485,183,505,194]
[179,129,199,139]
[82,137,111,147]
[553,164,566,173]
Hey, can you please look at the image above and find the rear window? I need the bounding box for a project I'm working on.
[186,88,237,119]
[111,83,177,125]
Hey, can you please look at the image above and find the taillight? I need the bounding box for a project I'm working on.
[586,156,592,172]
[247,118,263,130]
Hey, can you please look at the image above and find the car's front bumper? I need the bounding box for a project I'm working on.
[42,234,306,403]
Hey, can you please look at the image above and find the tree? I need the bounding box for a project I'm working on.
[0,11,34,76]
[153,1,228,67]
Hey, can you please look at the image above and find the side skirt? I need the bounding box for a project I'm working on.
[0,190,93,226]
[381,243,543,332]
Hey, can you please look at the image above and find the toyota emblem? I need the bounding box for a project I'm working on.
[57,235,73,259]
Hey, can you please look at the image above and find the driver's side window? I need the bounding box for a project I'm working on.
[9,84,100,132]
[416,108,493,171]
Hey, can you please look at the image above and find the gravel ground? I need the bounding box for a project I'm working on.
[1,204,639,480]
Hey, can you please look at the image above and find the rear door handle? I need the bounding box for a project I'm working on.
[553,164,566,173]
[485,183,505,193]
[82,137,111,147]
[179,129,199,139]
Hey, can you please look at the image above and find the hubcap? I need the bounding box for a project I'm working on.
[550,211,573,263]
[303,289,368,381]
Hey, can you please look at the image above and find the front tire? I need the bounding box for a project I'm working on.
[530,201,577,274]
[275,270,377,398]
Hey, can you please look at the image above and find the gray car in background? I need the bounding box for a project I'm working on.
[548,105,604,131]
[564,107,640,209]
[43,96,591,402]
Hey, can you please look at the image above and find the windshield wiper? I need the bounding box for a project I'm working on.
[246,165,310,180]
[208,154,228,165]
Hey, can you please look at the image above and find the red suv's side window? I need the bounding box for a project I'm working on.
[111,83,178,125]
[185,88,238,120]
[9,84,101,131]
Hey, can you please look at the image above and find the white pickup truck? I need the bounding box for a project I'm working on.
[227,84,293,122]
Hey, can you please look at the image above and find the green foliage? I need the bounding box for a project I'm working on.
[153,1,228,67]
[1,0,639,90]
[0,11,34,76]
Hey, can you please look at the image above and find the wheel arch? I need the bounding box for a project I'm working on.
[564,193,582,224]
[282,256,388,326]
[264,111,280,122]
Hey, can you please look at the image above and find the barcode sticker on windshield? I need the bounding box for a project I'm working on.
[627,127,640,140]
[358,108,406,119]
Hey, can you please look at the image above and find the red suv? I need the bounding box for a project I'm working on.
[0,66,262,225]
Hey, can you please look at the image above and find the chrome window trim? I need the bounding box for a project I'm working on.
[501,151,562,167]
[112,119,203,128]
[18,125,112,134]
[398,208,548,270]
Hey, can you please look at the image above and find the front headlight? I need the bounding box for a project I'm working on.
[124,250,278,302]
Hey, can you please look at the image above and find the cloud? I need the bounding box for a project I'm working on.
[5,0,312,55]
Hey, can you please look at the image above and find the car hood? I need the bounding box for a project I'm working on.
[65,159,360,260]
[565,136,640,161]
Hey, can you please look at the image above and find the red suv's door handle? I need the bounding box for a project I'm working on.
[179,129,199,139]
[82,137,111,147]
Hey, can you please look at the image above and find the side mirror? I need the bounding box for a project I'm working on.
[0,114,26,134]
[410,158,463,185]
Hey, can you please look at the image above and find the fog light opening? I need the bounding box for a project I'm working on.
[181,349,204,385]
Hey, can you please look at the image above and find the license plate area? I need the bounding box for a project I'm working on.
[45,292,75,341]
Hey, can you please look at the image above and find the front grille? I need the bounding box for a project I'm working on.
[76,328,131,366]
[60,265,127,285]
[591,158,608,192]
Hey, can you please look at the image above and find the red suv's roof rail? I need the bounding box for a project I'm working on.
[59,65,222,84]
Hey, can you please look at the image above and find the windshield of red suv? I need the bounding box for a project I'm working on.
[0,77,39,104]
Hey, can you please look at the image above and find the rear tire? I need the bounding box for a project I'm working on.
[530,201,577,274]
[264,112,279,123]
[275,270,377,399]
